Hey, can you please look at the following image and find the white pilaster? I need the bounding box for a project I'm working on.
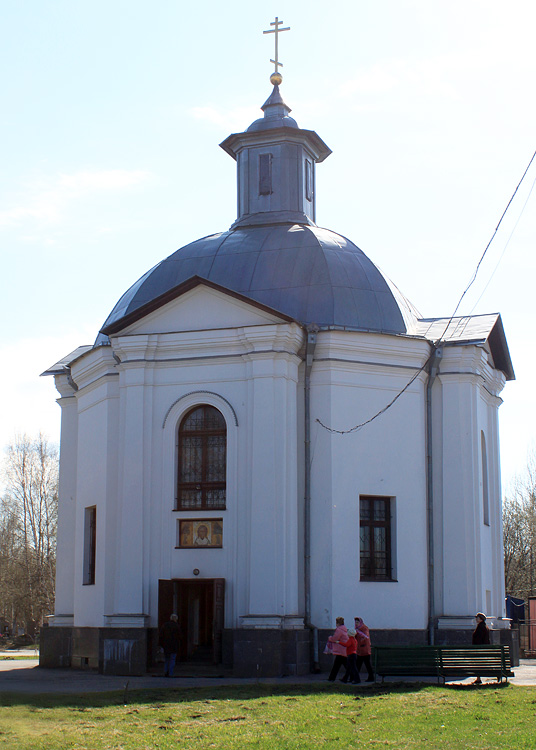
[240,326,303,627]
[51,375,78,624]
[438,370,480,615]
[486,385,506,617]
[111,341,156,621]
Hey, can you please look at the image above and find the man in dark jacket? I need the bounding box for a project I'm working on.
[159,614,182,677]
[471,612,490,684]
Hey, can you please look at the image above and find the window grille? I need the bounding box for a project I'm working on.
[359,496,392,581]
[177,405,226,510]
[83,506,96,585]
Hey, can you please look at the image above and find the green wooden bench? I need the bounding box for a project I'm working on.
[372,645,514,684]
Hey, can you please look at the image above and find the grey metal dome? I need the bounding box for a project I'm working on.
[97,223,414,343]
[96,83,419,345]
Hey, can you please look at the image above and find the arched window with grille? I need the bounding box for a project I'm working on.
[176,405,227,510]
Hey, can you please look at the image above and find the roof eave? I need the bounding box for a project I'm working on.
[40,345,94,377]
[219,126,332,163]
[487,315,515,381]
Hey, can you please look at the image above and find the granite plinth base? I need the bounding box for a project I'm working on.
[42,624,518,676]
[40,626,150,675]
[224,628,312,678]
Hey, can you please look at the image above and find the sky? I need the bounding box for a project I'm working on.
[0,0,534,492]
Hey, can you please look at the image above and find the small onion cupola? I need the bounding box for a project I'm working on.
[220,71,331,229]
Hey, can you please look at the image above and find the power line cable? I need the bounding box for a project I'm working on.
[440,148,536,330]
[317,148,536,436]
[469,172,536,314]
[316,359,432,434]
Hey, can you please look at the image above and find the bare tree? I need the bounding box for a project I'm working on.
[0,495,22,633]
[503,453,536,602]
[0,434,58,634]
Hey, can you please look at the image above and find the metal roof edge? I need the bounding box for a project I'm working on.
[40,345,95,377]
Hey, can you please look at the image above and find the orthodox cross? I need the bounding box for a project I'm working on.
[263,16,290,74]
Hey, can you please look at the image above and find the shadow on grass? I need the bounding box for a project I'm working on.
[0,678,509,710]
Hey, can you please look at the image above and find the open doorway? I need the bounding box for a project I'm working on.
[158,579,224,663]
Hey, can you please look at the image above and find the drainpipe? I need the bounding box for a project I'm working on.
[66,369,78,392]
[304,324,319,669]
[426,345,442,645]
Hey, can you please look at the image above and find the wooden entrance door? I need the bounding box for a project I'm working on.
[158,579,224,664]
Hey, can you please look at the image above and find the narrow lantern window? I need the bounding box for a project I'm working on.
[259,153,272,195]
[305,159,313,201]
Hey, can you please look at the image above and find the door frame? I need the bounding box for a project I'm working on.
[158,578,225,664]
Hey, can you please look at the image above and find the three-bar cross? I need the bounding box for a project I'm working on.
[263,17,290,73]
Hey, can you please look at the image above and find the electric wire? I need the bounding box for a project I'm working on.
[441,148,536,329]
[316,148,536,436]
[469,172,536,314]
[316,360,431,434]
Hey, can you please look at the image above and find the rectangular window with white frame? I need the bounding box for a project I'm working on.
[359,495,396,581]
[83,506,96,585]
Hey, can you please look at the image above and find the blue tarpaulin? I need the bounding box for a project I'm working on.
[506,595,525,623]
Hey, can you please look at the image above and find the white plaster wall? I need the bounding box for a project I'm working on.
[308,365,335,628]
[476,372,506,618]
[431,374,445,616]
[108,312,305,630]
[158,388,241,627]
[489,404,507,618]
[435,345,506,620]
[295,364,306,618]
[310,331,430,630]
[125,284,284,334]
[54,288,509,637]
[478,410,493,614]
[438,372,479,616]
[71,371,119,626]
[103,381,120,619]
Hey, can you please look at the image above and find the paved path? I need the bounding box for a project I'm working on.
[1,658,536,695]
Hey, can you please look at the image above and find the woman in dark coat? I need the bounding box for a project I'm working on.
[472,612,490,645]
[159,614,182,677]
[471,612,490,684]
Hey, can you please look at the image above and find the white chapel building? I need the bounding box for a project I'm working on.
[41,74,514,676]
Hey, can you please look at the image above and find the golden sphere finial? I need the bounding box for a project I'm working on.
[270,71,283,86]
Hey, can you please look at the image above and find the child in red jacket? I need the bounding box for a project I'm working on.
[340,629,361,684]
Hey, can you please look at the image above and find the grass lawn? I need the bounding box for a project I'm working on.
[0,656,37,661]
[0,681,534,749]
